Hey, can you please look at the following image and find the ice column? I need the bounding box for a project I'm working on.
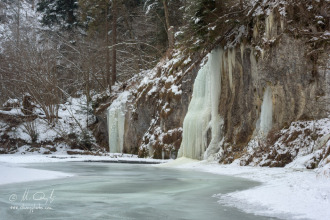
[178,49,223,160]
[107,92,129,153]
[259,86,273,136]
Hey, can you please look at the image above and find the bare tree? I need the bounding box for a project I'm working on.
[16,0,20,47]
[105,3,111,90]
[162,0,174,50]
[111,0,117,86]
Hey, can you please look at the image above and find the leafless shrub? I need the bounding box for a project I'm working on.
[22,121,38,143]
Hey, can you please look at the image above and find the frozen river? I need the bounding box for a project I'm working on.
[0,162,279,220]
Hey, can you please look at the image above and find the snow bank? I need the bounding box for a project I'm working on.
[163,159,330,220]
[0,163,73,185]
[158,157,198,167]
[0,154,168,164]
[0,154,167,185]
[240,118,330,168]
[1,96,96,150]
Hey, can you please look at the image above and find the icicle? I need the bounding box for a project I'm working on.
[250,48,258,79]
[265,11,275,39]
[261,49,265,60]
[240,43,245,63]
[258,86,273,136]
[107,92,129,153]
[280,18,285,31]
[178,49,223,160]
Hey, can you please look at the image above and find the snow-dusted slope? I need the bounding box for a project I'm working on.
[0,0,41,53]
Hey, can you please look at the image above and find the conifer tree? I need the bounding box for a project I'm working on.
[37,0,78,28]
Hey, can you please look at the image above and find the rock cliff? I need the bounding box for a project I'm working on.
[100,0,329,168]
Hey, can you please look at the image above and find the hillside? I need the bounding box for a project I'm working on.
[102,0,330,173]
[0,0,329,173]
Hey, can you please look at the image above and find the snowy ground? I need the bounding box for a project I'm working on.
[0,162,73,185]
[160,158,330,220]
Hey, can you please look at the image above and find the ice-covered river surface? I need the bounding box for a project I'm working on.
[0,162,279,220]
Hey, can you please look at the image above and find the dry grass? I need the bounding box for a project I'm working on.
[283,130,302,145]
[266,128,282,146]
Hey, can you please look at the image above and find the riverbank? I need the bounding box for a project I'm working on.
[0,154,167,164]
[0,154,167,185]
[160,157,330,220]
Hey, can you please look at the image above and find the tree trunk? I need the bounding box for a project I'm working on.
[17,0,20,47]
[111,0,117,86]
[67,0,74,24]
[105,5,111,91]
[86,70,90,127]
[162,0,174,50]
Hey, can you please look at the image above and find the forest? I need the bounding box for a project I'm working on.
[0,0,329,166]
[0,1,330,220]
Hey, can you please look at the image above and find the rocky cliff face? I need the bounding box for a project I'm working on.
[219,34,329,166]
[121,59,200,158]
[100,1,329,168]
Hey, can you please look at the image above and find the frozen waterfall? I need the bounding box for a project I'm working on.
[178,49,223,160]
[258,86,273,136]
[107,91,130,153]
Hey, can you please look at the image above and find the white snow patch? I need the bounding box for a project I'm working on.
[0,162,73,185]
[170,84,182,95]
[164,160,330,220]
